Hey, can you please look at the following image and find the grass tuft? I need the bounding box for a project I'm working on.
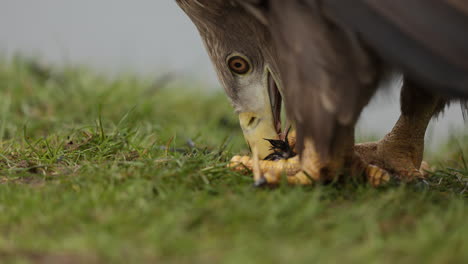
[0,57,467,263]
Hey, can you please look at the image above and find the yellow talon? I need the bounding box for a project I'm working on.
[229,155,301,176]
[229,154,391,187]
[229,154,314,186]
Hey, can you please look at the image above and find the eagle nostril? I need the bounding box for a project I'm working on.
[248,117,257,127]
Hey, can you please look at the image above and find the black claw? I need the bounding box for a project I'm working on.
[254,177,268,188]
[390,174,401,183]
[414,178,430,191]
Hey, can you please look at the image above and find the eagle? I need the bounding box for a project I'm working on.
[176,0,468,186]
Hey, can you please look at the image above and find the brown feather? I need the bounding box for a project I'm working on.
[323,0,468,97]
[176,0,280,110]
[263,0,381,161]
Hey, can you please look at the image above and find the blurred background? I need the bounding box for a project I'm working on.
[0,0,466,149]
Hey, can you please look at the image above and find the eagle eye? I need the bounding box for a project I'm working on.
[227,56,251,75]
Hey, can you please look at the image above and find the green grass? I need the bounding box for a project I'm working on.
[0,57,467,264]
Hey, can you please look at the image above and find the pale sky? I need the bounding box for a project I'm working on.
[0,0,215,81]
[0,0,466,148]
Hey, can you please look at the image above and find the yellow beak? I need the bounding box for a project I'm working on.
[239,112,279,159]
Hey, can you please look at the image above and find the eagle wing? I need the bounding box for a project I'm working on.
[237,0,468,161]
[323,0,468,97]
[262,1,380,159]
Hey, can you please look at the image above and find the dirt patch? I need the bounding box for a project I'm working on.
[0,176,45,187]
[0,251,100,264]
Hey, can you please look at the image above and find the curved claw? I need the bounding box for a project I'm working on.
[414,178,430,191]
[254,176,268,187]
[230,155,313,186]
[229,155,390,187]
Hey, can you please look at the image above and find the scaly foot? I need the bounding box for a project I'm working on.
[229,155,312,185]
[354,140,431,182]
[228,154,391,187]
